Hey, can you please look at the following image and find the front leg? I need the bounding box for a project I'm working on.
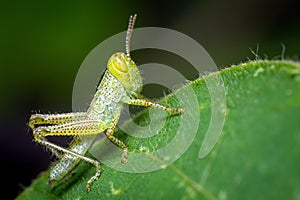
[126,99,184,114]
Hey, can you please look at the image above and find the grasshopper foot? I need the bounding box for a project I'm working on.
[121,149,128,164]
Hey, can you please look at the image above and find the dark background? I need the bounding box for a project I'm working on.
[0,0,299,199]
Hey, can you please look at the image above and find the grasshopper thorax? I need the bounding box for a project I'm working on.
[107,52,142,95]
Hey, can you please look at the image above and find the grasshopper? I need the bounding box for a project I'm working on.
[29,14,184,192]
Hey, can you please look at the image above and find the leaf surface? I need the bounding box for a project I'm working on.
[17,60,300,200]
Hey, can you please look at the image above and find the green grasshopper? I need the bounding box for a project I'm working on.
[29,14,184,192]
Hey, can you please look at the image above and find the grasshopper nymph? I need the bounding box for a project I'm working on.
[29,14,184,192]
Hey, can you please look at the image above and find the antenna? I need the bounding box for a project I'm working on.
[125,14,137,57]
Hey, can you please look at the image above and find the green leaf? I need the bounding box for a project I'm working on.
[17,60,300,200]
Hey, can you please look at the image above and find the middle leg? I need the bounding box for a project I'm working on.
[105,114,129,164]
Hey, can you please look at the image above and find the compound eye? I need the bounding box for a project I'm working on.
[114,56,128,72]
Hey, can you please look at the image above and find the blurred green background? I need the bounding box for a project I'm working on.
[0,0,299,199]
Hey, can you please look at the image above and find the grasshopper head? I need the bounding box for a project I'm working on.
[107,52,142,94]
[107,14,142,95]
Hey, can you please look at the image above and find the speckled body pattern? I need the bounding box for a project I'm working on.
[49,71,136,184]
[29,15,184,192]
[87,70,138,123]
